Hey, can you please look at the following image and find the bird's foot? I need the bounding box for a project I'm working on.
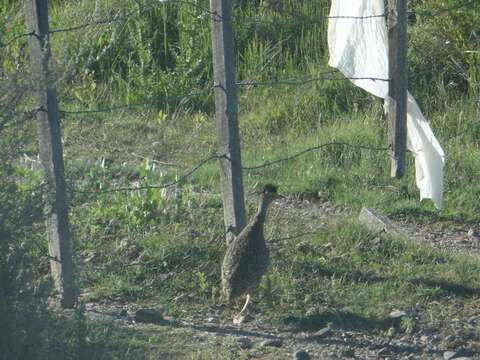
[233,313,246,324]
[233,313,253,324]
[233,294,252,324]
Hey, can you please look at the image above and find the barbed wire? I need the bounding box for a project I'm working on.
[245,13,386,27]
[245,0,479,27]
[58,72,389,116]
[237,71,324,88]
[248,0,478,26]
[67,140,391,195]
[61,72,391,116]
[0,107,40,130]
[0,31,36,48]
[0,0,213,45]
[237,74,390,88]
[242,142,391,171]
[2,0,478,48]
[11,61,474,118]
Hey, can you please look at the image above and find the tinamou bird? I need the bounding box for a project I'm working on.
[221,184,280,323]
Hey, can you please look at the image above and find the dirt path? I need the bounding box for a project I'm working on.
[84,299,479,359]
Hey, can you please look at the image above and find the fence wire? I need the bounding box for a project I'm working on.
[59,70,393,118]
[245,13,386,27]
[0,31,36,48]
[3,0,479,194]
[1,0,478,48]
[67,140,391,196]
[237,75,390,89]
[60,72,391,117]
[242,142,391,170]
[5,0,479,279]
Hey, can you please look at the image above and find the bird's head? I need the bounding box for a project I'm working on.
[261,184,282,202]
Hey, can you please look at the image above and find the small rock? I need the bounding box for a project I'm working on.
[260,338,283,347]
[119,309,128,317]
[206,316,219,323]
[293,349,310,360]
[237,337,253,349]
[341,347,355,357]
[134,308,163,324]
[312,327,331,339]
[443,351,459,360]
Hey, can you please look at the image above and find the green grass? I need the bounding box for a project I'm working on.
[73,189,480,332]
[56,84,479,356]
[1,0,480,358]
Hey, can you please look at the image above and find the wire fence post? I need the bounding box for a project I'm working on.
[25,0,76,308]
[210,0,247,245]
[387,0,408,178]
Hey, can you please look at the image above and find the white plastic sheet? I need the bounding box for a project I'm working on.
[328,0,445,209]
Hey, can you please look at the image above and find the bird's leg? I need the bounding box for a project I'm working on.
[239,293,251,315]
[233,293,250,324]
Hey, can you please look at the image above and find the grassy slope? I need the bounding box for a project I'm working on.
[1,0,480,358]
[64,95,480,357]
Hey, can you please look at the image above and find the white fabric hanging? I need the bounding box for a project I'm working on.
[328,0,445,209]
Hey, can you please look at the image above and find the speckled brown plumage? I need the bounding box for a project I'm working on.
[221,184,278,302]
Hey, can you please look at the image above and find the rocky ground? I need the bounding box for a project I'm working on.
[82,197,480,359]
[83,300,480,359]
